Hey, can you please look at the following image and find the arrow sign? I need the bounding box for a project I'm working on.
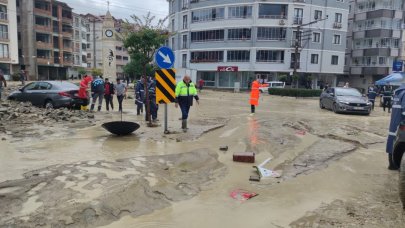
[155,46,175,69]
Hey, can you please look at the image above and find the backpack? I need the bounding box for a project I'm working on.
[109,83,115,94]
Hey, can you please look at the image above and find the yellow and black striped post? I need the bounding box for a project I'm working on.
[155,69,176,104]
[155,69,176,134]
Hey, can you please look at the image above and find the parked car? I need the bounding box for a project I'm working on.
[319,87,372,115]
[8,81,80,109]
[392,121,405,209]
[259,81,286,93]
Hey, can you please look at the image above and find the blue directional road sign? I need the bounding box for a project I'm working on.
[155,46,175,69]
[393,60,403,72]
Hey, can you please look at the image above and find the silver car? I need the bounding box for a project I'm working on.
[319,87,372,115]
[8,81,79,109]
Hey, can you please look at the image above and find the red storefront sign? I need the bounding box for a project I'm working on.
[217,66,239,72]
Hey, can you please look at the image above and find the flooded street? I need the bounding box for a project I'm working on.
[1,90,404,227]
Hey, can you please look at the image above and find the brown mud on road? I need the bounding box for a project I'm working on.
[0,89,404,227]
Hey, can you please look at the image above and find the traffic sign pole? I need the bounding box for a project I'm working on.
[164,104,169,134]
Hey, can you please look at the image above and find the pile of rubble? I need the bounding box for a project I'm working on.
[0,101,94,123]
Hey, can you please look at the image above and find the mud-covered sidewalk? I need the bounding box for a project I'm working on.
[0,89,404,227]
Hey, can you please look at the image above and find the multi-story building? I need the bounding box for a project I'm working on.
[84,13,130,79]
[17,0,74,80]
[0,0,18,78]
[345,0,403,91]
[69,13,90,78]
[168,0,348,89]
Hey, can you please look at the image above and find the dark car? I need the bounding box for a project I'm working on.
[319,87,372,115]
[8,81,80,109]
[392,121,405,209]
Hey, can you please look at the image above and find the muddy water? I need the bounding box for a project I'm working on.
[0,90,401,227]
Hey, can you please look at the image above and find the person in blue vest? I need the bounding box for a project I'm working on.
[135,78,145,116]
[386,84,405,170]
[135,76,158,121]
[367,84,377,110]
[382,86,393,113]
[90,76,105,112]
[147,76,159,122]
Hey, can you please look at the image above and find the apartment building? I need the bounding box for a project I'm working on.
[17,0,74,80]
[83,13,130,79]
[168,0,349,89]
[0,0,18,78]
[345,0,403,90]
[69,13,90,78]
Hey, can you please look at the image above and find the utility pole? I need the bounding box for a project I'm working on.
[293,16,329,86]
[93,17,96,68]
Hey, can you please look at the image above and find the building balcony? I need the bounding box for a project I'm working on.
[62,32,73,39]
[0,12,7,22]
[37,57,53,65]
[35,25,52,33]
[34,8,52,17]
[0,57,10,62]
[62,17,73,25]
[63,60,73,66]
[36,41,53,50]
[63,47,73,53]
[0,32,8,42]
[0,0,8,4]
[290,62,301,69]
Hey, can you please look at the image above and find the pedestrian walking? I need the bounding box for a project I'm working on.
[367,85,377,110]
[147,76,159,122]
[250,78,260,114]
[198,78,204,92]
[382,86,393,113]
[135,78,145,116]
[78,75,92,110]
[175,75,199,131]
[386,83,405,170]
[115,78,127,112]
[104,78,114,111]
[90,76,105,112]
[19,70,25,85]
[0,70,7,100]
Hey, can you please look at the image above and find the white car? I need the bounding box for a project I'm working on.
[259,81,285,93]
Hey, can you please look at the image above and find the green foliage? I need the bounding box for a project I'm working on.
[91,68,103,77]
[268,88,322,97]
[124,59,156,80]
[78,67,87,75]
[11,73,20,81]
[278,75,288,82]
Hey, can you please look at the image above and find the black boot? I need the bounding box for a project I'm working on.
[388,153,399,170]
[98,106,101,112]
[90,104,95,111]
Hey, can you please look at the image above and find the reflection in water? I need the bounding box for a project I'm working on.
[248,117,260,151]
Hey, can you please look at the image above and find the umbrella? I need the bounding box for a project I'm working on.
[375,72,405,86]
[102,111,140,136]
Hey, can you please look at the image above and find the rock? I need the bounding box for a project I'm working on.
[87,114,95,119]
[219,146,228,151]
[1,102,10,107]
[1,137,6,141]
[0,108,8,113]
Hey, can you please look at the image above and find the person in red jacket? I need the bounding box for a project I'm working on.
[78,75,93,111]
[249,79,260,114]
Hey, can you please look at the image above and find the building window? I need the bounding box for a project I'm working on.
[182,0,189,9]
[0,43,9,58]
[182,34,188,49]
[182,15,188,29]
[0,25,8,39]
[171,19,175,32]
[257,27,286,41]
[228,28,251,40]
[258,4,287,19]
[227,50,250,62]
[229,5,252,19]
[379,57,386,65]
[335,13,342,23]
[182,54,187,68]
[190,51,224,63]
[314,10,322,20]
[333,35,341,44]
[311,54,319,64]
[191,30,224,42]
[256,50,284,63]
[331,55,339,65]
[312,32,320,43]
[191,7,225,23]
[293,8,303,24]
[171,37,175,50]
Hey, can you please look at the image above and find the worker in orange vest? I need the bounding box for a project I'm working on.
[250,79,260,113]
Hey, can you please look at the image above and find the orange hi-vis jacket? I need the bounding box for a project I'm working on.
[250,80,260,106]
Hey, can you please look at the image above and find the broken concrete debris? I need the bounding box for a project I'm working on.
[233,152,255,163]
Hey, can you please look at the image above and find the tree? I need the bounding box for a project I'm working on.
[124,58,156,80]
[91,68,103,77]
[123,13,168,124]
[78,67,87,76]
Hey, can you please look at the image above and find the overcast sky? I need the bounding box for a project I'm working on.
[66,0,169,21]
